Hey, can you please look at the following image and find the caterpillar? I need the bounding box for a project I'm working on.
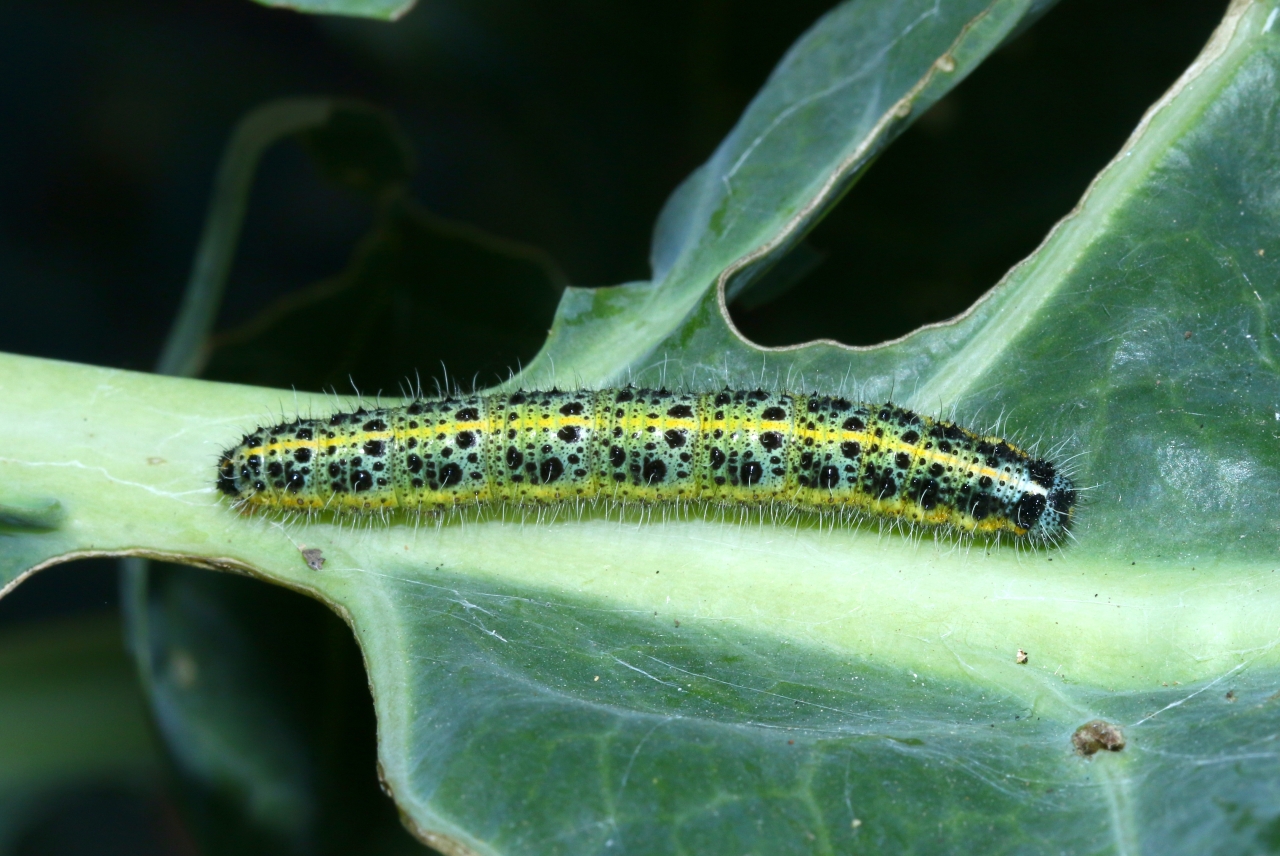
[216,388,1078,543]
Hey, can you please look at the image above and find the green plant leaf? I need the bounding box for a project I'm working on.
[250,0,417,22]
[519,0,1057,389]
[121,96,444,854]
[4,0,1280,853]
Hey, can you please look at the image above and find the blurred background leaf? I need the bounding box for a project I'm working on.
[0,612,181,855]
[251,0,419,23]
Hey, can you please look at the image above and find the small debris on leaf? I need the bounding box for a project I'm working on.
[301,547,325,571]
[1225,690,1237,702]
[1072,720,1125,756]
[1016,649,1029,665]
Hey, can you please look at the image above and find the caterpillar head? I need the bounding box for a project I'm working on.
[1019,464,1077,543]
[215,438,267,506]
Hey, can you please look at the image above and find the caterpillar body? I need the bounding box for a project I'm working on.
[217,388,1077,543]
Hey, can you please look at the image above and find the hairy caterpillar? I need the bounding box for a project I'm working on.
[216,388,1077,543]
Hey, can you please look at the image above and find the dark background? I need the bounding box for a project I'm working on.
[0,0,1227,852]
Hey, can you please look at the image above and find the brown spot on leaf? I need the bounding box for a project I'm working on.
[1072,720,1125,756]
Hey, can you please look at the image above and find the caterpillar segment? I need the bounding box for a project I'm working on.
[217,388,1077,542]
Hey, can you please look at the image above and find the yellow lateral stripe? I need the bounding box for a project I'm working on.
[402,421,485,437]
[247,432,392,457]
[403,417,1032,495]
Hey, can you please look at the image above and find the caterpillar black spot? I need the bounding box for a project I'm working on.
[217,388,1077,543]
